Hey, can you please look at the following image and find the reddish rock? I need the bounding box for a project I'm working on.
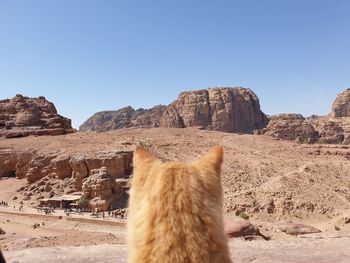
[332,88,350,117]
[224,216,268,240]
[312,120,345,144]
[0,148,133,206]
[276,222,321,235]
[82,167,129,211]
[0,94,73,138]
[26,152,57,183]
[80,87,268,133]
[262,114,319,143]
[50,155,72,180]
[69,156,89,191]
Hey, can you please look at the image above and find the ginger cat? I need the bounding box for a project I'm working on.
[128,145,232,263]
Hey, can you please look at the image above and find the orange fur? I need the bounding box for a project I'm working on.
[128,145,232,263]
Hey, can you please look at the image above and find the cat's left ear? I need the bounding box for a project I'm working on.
[133,145,158,168]
[192,145,224,175]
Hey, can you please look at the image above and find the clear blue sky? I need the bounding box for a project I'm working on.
[1,0,349,128]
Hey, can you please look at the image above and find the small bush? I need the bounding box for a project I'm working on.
[77,194,90,207]
[239,212,249,220]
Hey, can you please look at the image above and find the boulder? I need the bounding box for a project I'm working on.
[224,216,269,240]
[262,114,319,143]
[82,167,129,211]
[80,87,268,134]
[312,120,345,144]
[276,222,321,235]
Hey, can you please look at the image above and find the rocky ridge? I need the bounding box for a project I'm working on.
[0,148,133,210]
[0,94,73,138]
[80,87,268,134]
[263,88,350,144]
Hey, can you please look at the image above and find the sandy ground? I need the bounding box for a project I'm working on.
[3,238,350,263]
[1,128,350,262]
[0,211,126,251]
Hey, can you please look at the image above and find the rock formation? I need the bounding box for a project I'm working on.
[0,148,133,210]
[311,120,345,144]
[80,87,268,133]
[332,88,350,117]
[82,167,129,211]
[263,88,350,144]
[0,94,73,138]
[224,216,269,240]
[262,114,319,143]
[276,222,321,235]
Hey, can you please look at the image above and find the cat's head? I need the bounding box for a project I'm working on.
[128,145,227,261]
[130,145,224,208]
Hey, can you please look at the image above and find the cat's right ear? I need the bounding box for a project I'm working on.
[133,145,158,168]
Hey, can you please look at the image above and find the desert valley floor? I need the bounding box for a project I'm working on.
[1,128,350,262]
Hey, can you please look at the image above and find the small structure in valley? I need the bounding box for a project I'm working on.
[39,192,82,209]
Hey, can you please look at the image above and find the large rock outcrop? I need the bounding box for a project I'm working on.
[0,94,73,138]
[332,88,350,117]
[0,148,133,210]
[262,114,319,143]
[311,120,345,144]
[80,88,268,133]
[82,167,129,211]
[262,88,350,144]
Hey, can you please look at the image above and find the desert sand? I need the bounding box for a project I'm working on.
[1,128,350,262]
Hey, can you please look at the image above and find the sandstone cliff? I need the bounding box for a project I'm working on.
[80,87,268,133]
[263,88,350,144]
[262,114,319,143]
[332,88,350,117]
[0,94,73,138]
[0,148,133,210]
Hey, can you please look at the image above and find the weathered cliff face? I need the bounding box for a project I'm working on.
[311,120,345,144]
[332,88,350,117]
[82,167,129,211]
[262,114,319,143]
[0,94,73,138]
[262,88,350,144]
[79,87,268,133]
[0,148,133,210]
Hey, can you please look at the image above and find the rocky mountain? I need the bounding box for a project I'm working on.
[263,88,350,144]
[262,114,319,143]
[80,87,269,133]
[0,94,73,138]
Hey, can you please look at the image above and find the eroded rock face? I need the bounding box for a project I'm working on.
[0,94,73,138]
[332,88,350,117]
[261,88,350,144]
[312,120,345,144]
[0,149,133,206]
[82,167,129,211]
[262,114,319,143]
[80,87,268,133]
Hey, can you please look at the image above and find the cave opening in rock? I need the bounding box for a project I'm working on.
[1,170,16,178]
